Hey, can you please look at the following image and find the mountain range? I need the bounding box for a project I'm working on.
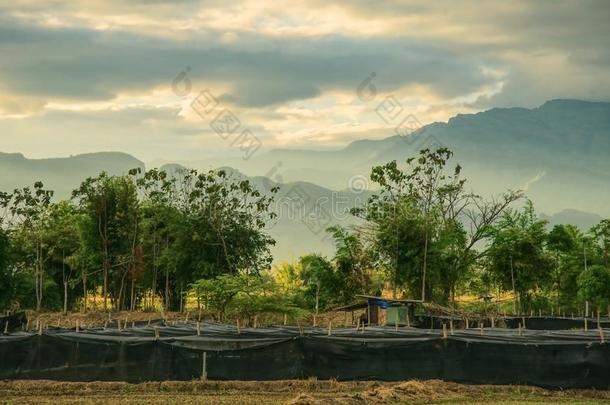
[1,99,609,260]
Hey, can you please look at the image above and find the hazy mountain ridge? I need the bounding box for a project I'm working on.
[211,99,610,216]
[2,99,609,260]
[0,151,144,198]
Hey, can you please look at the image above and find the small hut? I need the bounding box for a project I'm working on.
[335,295,423,326]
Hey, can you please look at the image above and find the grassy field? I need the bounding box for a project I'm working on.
[1,380,609,404]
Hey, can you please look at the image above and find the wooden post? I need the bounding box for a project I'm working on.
[283,314,287,326]
[586,301,589,318]
[253,315,258,329]
[479,322,483,336]
[521,316,526,329]
[236,319,241,334]
[104,320,108,329]
[117,319,121,331]
[201,352,208,381]
[518,323,522,336]
[585,317,588,331]
[327,321,332,336]
[442,323,447,339]
[491,317,495,328]
[3,320,8,335]
[313,315,316,327]
[394,318,398,332]
[450,319,454,335]
[465,318,469,329]
[154,326,160,340]
[76,320,80,333]
[597,310,601,329]
[38,321,43,336]
[406,312,410,328]
[25,318,30,332]
[196,321,201,336]
[343,311,347,327]
[599,327,605,344]
[57,316,61,329]
[147,317,151,327]
[131,321,135,329]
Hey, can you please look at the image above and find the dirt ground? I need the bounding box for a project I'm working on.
[1,379,609,404]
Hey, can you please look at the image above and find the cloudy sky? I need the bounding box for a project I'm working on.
[1,0,609,162]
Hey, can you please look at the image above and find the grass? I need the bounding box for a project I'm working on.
[1,379,609,404]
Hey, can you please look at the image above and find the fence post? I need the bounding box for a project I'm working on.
[201,352,208,381]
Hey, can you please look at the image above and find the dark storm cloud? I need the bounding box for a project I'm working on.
[0,15,496,107]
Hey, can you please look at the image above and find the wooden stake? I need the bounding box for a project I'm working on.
[147,317,151,327]
[196,321,201,336]
[25,318,30,332]
[479,322,483,336]
[394,318,398,332]
[599,327,605,344]
[586,301,589,318]
[597,310,601,329]
[185,312,189,324]
[521,317,526,329]
[283,314,287,326]
[132,321,135,329]
[465,318,469,329]
[117,319,121,331]
[406,312,410,328]
[201,352,208,381]
[3,319,8,334]
[38,321,43,336]
[442,323,447,339]
[327,321,332,336]
[450,319,454,335]
[154,326,160,340]
[585,317,588,331]
[236,319,241,334]
[253,315,258,329]
[313,315,316,327]
[491,317,495,328]
[104,320,108,329]
[76,320,80,333]
[518,323,522,336]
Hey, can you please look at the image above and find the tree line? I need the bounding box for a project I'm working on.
[1,148,609,317]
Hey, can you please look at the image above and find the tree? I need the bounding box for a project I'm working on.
[577,265,610,311]
[353,147,520,303]
[299,254,337,313]
[9,182,54,311]
[589,219,610,268]
[487,201,554,312]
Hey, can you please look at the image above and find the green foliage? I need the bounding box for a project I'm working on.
[577,265,610,310]
[486,201,554,311]
[191,273,305,322]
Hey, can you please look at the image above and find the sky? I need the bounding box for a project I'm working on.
[1,0,609,162]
